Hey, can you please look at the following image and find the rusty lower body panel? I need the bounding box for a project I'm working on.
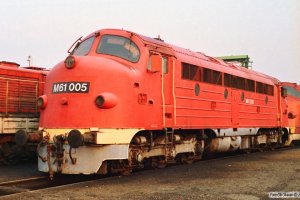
[37,127,300,177]
[37,128,204,176]
[284,133,300,146]
[38,144,130,175]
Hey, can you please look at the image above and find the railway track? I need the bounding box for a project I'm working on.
[0,145,298,198]
[0,174,102,197]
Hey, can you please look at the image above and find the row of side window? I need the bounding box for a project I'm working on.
[181,62,274,96]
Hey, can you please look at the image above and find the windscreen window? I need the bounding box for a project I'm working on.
[97,35,140,62]
[72,36,95,56]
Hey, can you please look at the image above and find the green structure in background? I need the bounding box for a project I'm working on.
[217,55,253,69]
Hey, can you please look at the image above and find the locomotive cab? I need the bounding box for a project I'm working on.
[37,29,171,176]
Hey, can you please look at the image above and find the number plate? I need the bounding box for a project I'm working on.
[52,82,90,93]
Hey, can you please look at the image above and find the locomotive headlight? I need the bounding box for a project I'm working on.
[37,95,48,109]
[64,55,76,69]
[95,96,105,107]
[95,92,118,109]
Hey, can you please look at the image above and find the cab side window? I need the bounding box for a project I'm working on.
[162,57,168,74]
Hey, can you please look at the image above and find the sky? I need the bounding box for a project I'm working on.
[1,0,299,83]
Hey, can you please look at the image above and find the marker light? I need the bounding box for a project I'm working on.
[95,96,105,107]
[64,55,76,69]
[95,93,118,109]
[37,95,48,109]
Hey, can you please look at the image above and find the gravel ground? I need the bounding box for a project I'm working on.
[1,147,300,200]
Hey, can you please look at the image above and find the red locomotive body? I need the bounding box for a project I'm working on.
[0,61,47,164]
[281,82,300,144]
[37,29,293,175]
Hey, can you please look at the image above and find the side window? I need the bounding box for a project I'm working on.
[180,63,222,86]
[72,36,95,56]
[255,83,274,96]
[181,63,200,81]
[236,77,245,90]
[263,84,268,95]
[266,84,274,96]
[212,70,222,85]
[246,79,255,92]
[182,63,190,79]
[203,68,212,83]
[147,56,152,71]
[224,73,231,87]
[162,57,168,74]
[232,76,238,89]
[190,65,198,80]
[256,82,264,94]
[231,76,246,90]
[269,85,274,95]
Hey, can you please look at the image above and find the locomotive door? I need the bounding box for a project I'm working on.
[162,56,174,127]
[231,89,239,127]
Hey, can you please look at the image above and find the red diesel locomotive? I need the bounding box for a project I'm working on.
[0,61,47,164]
[281,82,300,145]
[36,29,297,176]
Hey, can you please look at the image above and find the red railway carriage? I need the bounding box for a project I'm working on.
[0,61,47,164]
[37,29,290,176]
[281,82,300,144]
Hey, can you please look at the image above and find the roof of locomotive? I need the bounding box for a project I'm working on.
[281,82,300,90]
[86,29,280,85]
[0,62,48,75]
[136,33,279,85]
[0,61,20,67]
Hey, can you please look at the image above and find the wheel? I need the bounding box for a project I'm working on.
[0,143,22,165]
[157,159,167,169]
[243,149,251,154]
[180,153,195,165]
[150,156,167,169]
[120,169,132,176]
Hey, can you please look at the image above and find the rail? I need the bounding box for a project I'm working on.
[0,174,102,197]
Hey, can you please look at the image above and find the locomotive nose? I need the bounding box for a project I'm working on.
[39,55,134,130]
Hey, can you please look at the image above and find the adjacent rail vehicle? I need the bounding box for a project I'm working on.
[281,82,300,145]
[0,61,47,164]
[36,29,300,176]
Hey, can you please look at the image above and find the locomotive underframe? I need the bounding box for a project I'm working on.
[0,115,39,134]
[37,127,288,176]
[0,115,40,164]
[284,133,300,146]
